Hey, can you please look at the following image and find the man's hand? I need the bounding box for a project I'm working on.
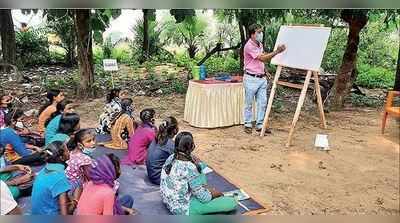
[276,44,286,53]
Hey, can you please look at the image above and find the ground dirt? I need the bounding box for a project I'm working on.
[2,65,399,215]
[74,94,400,215]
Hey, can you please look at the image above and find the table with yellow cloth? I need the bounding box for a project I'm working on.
[184,76,246,128]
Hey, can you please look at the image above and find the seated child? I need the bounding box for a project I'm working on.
[104,98,136,149]
[0,163,33,199]
[97,88,130,134]
[146,116,178,185]
[31,141,73,215]
[37,89,65,134]
[76,154,136,215]
[46,112,80,145]
[65,128,95,209]
[1,180,23,215]
[44,100,74,145]
[0,110,44,166]
[121,108,157,166]
[160,132,237,215]
[0,94,13,128]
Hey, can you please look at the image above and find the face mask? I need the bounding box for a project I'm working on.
[255,32,263,43]
[82,147,96,155]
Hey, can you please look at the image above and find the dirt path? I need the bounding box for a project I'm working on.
[75,95,399,215]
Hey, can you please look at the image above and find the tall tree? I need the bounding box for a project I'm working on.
[0,9,16,65]
[74,9,94,97]
[163,16,207,59]
[73,9,121,97]
[330,10,369,110]
[141,9,156,63]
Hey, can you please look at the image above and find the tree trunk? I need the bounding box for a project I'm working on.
[0,9,16,65]
[330,10,368,110]
[65,26,76,67]
[188,45,197,59]
[142,9,150,63]
[394,31,400,91]
[74,9,94,97]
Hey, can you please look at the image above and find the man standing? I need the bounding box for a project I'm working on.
[243,24,286,134]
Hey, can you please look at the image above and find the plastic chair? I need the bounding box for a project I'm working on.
[381,91,400,134]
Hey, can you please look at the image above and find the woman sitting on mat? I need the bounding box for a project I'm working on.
[76,154,136,215]
[97,89,129,134]
[46,112,80,145]
[146,116,178,185]
[0,110,44,166]
[160,132,237,215]
[31,141,73,215]
[37,89,65,135]
[65,128,95,211]
[44,100,74,145]
[104,98,136,149]
[121,108,156,166]
[0,146,34,200]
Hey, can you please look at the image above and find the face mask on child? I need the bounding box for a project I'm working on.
[82,146,96,155]
[255,32,263,43]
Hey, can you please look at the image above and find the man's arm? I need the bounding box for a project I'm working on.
[257,44,286,62]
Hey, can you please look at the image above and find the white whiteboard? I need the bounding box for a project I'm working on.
[271,26,331,72]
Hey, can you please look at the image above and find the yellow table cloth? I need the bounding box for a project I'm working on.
[184,78,245,128]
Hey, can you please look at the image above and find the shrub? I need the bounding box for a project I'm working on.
[15,28,50,67]
[111,44,132,64]
[356,64,395,89]
[93,46,104,64]
[204,55,240,74]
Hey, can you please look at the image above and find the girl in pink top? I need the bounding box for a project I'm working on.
[65,129,95,209]
[76,154,135,215]
[121,109,157,165]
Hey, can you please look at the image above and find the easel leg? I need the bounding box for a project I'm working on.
[313,72,327,129]
[260,66,282,136]
[286,70,312,147]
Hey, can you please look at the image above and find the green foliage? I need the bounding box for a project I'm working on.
[130,19,170,62]
[102,37,113,59]
[204,56,240,74]
[91,9,122,44]
[358,20,398,71]
[174,53,196,70]
[111,44,132,64]
[356,64,395,89]
[322,28,348,73]
[162,16,208,58]
[93,46,104,64]
[15,28,50,67]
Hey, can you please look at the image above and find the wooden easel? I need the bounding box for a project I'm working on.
[260,65,327,147]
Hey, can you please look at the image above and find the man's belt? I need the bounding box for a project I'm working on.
[246,72,265,78]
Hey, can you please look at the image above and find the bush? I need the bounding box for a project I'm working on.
[93,46,104,64]
[356,64,395,89]
[111,44,132,64]
[204,55,240,74]
[15,28,50,67]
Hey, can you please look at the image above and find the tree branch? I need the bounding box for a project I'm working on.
[197,42,241,66]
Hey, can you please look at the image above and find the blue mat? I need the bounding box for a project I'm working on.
[18,134,266,215]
